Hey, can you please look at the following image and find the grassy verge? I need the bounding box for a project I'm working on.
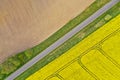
[15,1,120,80]
[0,0,110,80]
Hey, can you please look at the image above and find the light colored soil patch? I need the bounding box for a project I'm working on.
[0,0,94,63]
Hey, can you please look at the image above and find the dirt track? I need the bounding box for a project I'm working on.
[0,0,94,63]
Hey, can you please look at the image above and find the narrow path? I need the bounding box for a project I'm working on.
[5,0,120,80]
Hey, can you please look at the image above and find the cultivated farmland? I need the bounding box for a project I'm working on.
[0,0,110,79]
[27,14,120,80]
[0,0,94,63]
[17,1,120,80]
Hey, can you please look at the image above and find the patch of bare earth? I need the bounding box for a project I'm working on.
[0,0,94,63]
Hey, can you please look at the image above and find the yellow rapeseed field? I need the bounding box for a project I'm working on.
[27,14,120,80]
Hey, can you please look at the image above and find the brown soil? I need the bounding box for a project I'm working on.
[0,0,94,63]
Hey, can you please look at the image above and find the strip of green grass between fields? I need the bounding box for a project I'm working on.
[0,0,110,80]
[15,1,120,80]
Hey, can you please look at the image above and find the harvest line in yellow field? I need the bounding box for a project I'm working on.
[27,14,120,80]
